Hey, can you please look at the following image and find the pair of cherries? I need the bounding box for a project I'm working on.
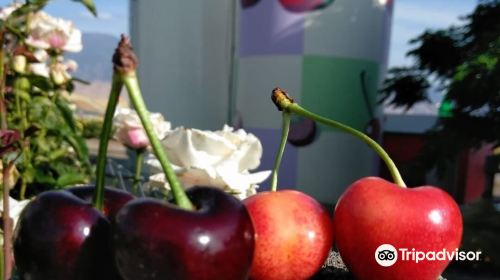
[13,185,255,280]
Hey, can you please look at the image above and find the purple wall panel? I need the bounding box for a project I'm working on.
[239,0,305,56]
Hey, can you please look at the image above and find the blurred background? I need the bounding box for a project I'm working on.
[24,0,494,203]
[2,0,497,278]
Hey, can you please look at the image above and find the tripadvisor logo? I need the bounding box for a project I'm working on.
[375,244,482,267]
[375,244,398,267]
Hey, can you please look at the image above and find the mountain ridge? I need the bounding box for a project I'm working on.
[67,32,119,82]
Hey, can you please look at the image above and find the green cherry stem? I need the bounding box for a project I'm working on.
[270,111,291,191]
[123,75,194,210]
[272,88,406,188]
[110,35,195,209]
[132,148,144,195]
[93,73,123,211]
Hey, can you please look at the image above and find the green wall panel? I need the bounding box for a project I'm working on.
[301,55,379,131]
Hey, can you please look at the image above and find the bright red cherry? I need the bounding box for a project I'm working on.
[334,177,463,280]
[244,190,333,280]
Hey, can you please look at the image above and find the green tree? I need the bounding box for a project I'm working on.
[380,0,500,182]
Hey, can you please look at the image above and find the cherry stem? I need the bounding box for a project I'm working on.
[93,74,123,210]
[272,88,406,188]
[123,75,194,210]
[270,111,290,192]
[132,148,144,195]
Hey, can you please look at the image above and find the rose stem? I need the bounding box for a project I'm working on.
[13,77,30,200]
[270,111,291,192]
[0,31,12,280]
[132,148,144,195]
[2,163,14,280]
[117,36,194,210]
[271,88,406,188]
[93,73,123,210]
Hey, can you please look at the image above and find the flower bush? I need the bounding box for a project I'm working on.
[25,11,83,52]
[0,1,92,199]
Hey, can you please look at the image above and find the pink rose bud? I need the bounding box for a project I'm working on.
[123,127,149,150]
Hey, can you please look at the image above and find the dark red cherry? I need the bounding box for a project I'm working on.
[113,186,255,280]
[66,185,135,220]
[13,187,134,280]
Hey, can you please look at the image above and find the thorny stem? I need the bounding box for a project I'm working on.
[2,163,13,280]
[271,88,406,188]
[270,112,290,191]
[0,31,13,280]
[13,78,31,200]
[0,32,7,130]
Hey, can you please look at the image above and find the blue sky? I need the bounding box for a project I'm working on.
[0,0,128,36]
[0,0,478,67]
[389,0,477,67]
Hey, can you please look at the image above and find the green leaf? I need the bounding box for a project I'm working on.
[24,74,53,92]
[34,168,57,186]
[64,134,90,167]
[55,96,78,133]
[29,97,65,130]
[72,0,97,17]
[56,172,87,187]
[13,90,31,103]
[11,1,49,18]
[55,96,90,165]
[23,164,36,184]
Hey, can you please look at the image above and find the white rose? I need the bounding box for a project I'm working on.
[0,198,30,246]
[147,125,271,199]
[25,11,83,52]
[113,108,171,149]
[50,61,73,85]
[0,2,21,20]
[12,55,27,73]
[29,62,50,77]
[33,49,49,62]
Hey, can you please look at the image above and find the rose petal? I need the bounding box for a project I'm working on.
[25,11,82,53]
[0,3,21,20]
[29,63,50,77]
[113,108,171,149]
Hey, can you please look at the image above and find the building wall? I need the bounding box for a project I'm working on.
[237,0,394,204]
[130,0,394,204]
[130,0,233,129]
